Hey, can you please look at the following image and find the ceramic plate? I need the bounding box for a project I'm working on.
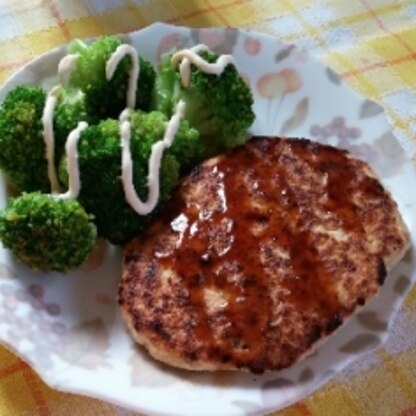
[0,23,415,416]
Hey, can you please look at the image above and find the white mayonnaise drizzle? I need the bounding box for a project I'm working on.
[41,52,83,194]
[176,44,209,87]
[58,53,78,85]
[42,85,61,194]
[106,44,139,109]
[55,122,88,200]
[171,44,236,87]
[121,100,186,215]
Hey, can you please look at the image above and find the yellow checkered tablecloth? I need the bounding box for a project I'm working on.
[0,1,415,415]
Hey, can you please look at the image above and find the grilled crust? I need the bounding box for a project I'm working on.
[118,137,410,373]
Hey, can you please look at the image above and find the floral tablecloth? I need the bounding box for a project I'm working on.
[0,1,415,415]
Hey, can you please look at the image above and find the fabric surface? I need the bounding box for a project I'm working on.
[0,0,415,415]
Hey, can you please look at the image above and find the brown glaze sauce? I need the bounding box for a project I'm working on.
[157,137,368,367]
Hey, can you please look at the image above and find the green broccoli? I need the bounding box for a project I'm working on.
[2,85,46,111]
[135,57,157,112]
[54,87,91,146]
[59,110,199,245]
[0,85,92,193]
[152,49,255,156]
[129,109,203,175]
[0,192,97,273]
[67,36,156,119]
[0,86,49,192]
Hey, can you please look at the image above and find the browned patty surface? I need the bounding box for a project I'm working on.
[118,137,410,373]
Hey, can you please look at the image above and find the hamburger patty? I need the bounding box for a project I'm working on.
[118,137,410,373]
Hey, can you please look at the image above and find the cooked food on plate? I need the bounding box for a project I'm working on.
[119,136,410,373]
[0,34,410,373]
[0,191,96,272]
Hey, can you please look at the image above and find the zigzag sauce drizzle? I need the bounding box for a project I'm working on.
[42,54,88,199]
[119,100,186,215]
[42,53,87,197]
[42,86,61,194]
[171,44,236,87]
[107,44,189,215]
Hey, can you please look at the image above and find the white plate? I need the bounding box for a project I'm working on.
[0,23,415,416]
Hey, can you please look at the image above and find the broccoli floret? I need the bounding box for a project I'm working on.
[0,86,49,192]
[152,49,255,156]
[54,88,90,141]
[0,192,97,273]
[0,85,92,193]
[59,110,198,245]
[2,85,46,111]
[129,110,202,175]
[135,58,157,112]
[67,36,156,119]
